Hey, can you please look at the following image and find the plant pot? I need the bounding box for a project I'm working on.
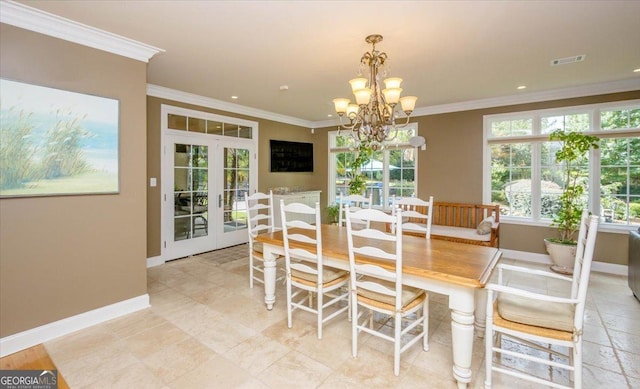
[544,238,577,275]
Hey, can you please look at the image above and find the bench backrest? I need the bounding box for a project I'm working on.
[431,202,499,228]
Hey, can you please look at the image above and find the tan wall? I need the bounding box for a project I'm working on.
[146,97,324,257]
[316,91,640,265]
[0,25,148,337]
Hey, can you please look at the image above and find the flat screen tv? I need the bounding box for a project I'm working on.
[270,139,314,172]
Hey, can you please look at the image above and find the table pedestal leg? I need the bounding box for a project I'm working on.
[262,247,277,310]
[474,288,488,338]
[450,289,476,389]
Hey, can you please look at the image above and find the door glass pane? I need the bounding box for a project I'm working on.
[174,143,208,240]
[168,114,187,131]
[224,124,240,138]
[207,120,223,135]
[188,117,206,133]
[222,147,249,233]
[239,125,252,139]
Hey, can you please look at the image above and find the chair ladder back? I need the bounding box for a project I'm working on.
[391,195,433,237]
[573,214,599,329]
[245,191,275,238]
[346,207,404,307]
[245,191,276,288]
[338,193,373,228]
[280,200,322,270]
[571,210,592,296]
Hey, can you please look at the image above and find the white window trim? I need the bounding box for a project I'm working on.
[483,99,640,234]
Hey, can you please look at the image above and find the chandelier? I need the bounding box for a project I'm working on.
[333,34,417,151]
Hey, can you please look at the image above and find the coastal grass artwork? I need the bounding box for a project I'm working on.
[0,79,119,197]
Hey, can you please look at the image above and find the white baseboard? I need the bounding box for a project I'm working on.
[500,249,628,276]
[146,255,165,268]
[0,294,150,358]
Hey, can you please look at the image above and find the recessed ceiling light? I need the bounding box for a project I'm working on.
[327,114,333,117]
[517,85,527,90]
[231,96,238,99]
[279,85,289,91]
[634,68,640,73]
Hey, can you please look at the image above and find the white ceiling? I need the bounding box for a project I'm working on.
[10,0,640,125]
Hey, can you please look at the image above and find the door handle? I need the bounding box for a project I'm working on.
[218,194,222,208]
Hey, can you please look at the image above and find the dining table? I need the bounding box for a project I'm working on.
[256,223,501,389]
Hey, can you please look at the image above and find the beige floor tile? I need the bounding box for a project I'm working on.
[600,312,640,336]
[397,366,459,388]
[224,333,291,374]
[102,308,167,338]
[45,326,119,366]
[167,354,255,388]
[79,361,163,389]
[582,363,630,389]
[257,350,333,388]
[188,315,257,354]
[48,339,139,388]
[617,348,640,379]
[609,328,640,354]
[332,343,407,384]
[583,321,613,347]
[293,328,353,370]
[582,340,622,374]
[141,337,216,384]
[124,321,191,359]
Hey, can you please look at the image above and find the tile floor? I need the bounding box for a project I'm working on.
[43,244,640,388]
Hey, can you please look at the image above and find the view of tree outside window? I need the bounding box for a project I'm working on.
[328,124,418,209]
[486,102,640,227]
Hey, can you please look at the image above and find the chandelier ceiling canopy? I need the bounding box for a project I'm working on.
[333,34,417,150]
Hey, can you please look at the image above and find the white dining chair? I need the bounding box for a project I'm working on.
[280,200,350,339]
[338,193,372,229]
[484,210,599,388]
[244,191,278,288]
[345,205,429,376]
[391,195,434,238]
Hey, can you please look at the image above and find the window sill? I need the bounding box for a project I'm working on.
[500,216,638,235]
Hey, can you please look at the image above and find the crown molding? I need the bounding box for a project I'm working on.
[147,84,314,128]
[311,78,640,128]
[0,0,164,63]
[411,78,640,116]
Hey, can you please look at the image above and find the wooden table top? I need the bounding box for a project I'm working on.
[256,224,501,288]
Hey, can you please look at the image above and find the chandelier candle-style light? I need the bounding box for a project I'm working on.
[333,34,417,150]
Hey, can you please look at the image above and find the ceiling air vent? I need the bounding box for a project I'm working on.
[550,54,586,66]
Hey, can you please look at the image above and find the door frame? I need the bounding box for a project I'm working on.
[160,104,258,262]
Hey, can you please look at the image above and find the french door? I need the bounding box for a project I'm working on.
[163,132,254,260]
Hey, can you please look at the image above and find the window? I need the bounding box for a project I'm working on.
[485,100,640,229]
[328,124,419,209]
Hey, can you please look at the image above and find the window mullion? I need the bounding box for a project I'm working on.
[590,110,602,217]
[531,144,541,221]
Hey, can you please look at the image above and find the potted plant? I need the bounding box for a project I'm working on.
[326,203,340,224]
[544,129,599,274]
[349,142,372,195]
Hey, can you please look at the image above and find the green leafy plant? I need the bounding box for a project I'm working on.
[349,142,372,195]
[548,129,600,243]
[326,203,340,224]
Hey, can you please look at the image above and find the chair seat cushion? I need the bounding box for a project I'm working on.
[292,266,348,285]
[357,276,426,309]
[497,293,575,332]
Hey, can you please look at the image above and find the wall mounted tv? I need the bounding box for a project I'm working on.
[270,139,314,172]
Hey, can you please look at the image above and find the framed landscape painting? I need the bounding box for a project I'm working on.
[0,79,119,197]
